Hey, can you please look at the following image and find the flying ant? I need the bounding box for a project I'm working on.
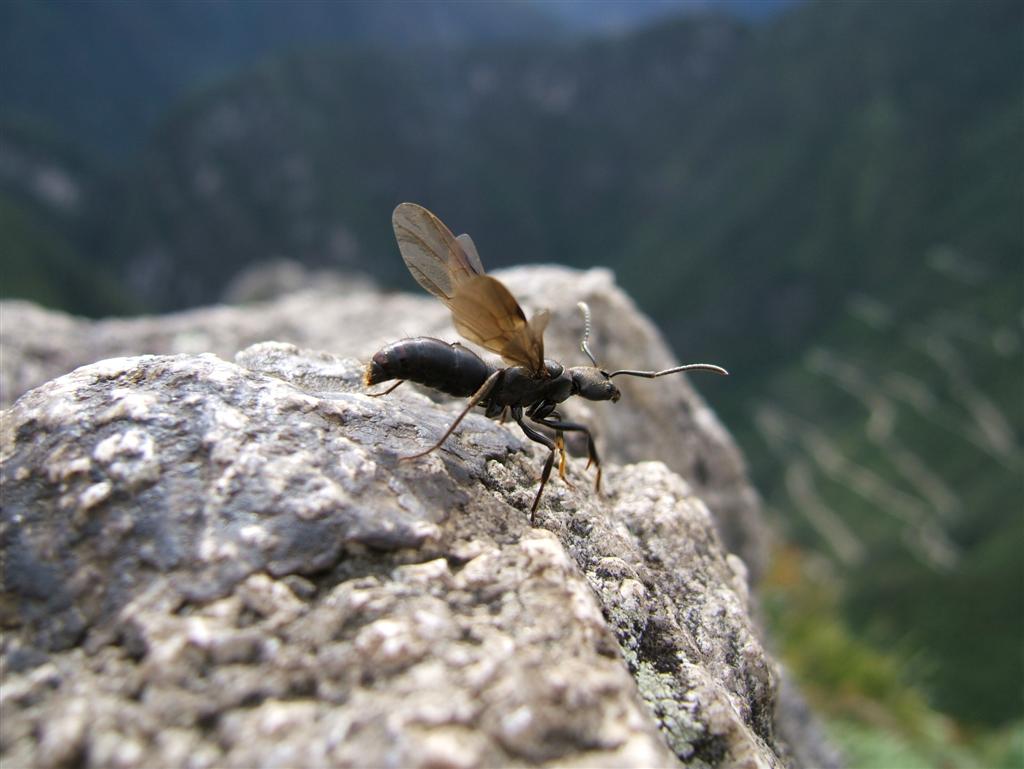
[366,203,727,520]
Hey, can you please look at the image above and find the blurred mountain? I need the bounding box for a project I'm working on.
[541,0,801,32]
[0,0,560,156]
[0,0,797,157]
[95,14,750,308]
[665,0,1022,726]
[2,0,1021,735]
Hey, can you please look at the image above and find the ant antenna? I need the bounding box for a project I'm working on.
[608,363,729,378]
[576,300,728,378]
[577,302,599,366]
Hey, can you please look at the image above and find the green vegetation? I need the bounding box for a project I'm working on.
[0,198,134,316]
[764,548,1024,767]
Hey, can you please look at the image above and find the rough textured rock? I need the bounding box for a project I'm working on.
[0,267,766,578]
[1,341,826,768]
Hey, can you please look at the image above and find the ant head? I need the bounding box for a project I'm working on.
[569,366,621,402]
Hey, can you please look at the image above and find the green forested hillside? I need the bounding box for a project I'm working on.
[3,0,1021,750]
[0,199,124,315]
[0,121,136,315]
[651,0,1023,727]
[90,12,749,308]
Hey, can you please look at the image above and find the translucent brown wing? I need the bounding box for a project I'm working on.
[448,275,548,373]
[392,203,547,374]
[392,202,482,300]
[455,233,485,275]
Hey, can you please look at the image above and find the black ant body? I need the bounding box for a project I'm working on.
[367,203,727,519]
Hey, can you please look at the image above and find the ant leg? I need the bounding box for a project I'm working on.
[523,403,572,486]
[401,370,503,461]
[533,417,602,494]
[522,401,570,484]
[366,380,405,397]
[526,400,556,420]
[554,432,574,488]
[541,410,573,485]
[512,409,557,523]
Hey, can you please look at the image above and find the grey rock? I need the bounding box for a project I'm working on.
[2,341,820,768]
[0,266,766,578]
[220,259,376,305]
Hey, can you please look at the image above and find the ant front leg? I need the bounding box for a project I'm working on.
[525,401,572,484]
[531,416,603,494]
[512,406,557,523]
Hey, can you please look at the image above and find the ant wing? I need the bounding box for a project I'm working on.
[455,233,485,275]
[392,202,483,302]
[393,203,549,375]
[448,275,548,375]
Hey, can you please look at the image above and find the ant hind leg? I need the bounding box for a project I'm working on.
[401,370,503,461]
[366,380,405,397]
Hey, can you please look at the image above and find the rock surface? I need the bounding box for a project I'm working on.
[1,342,826,768]
[0,267,766,578]
[0,269,840,767]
